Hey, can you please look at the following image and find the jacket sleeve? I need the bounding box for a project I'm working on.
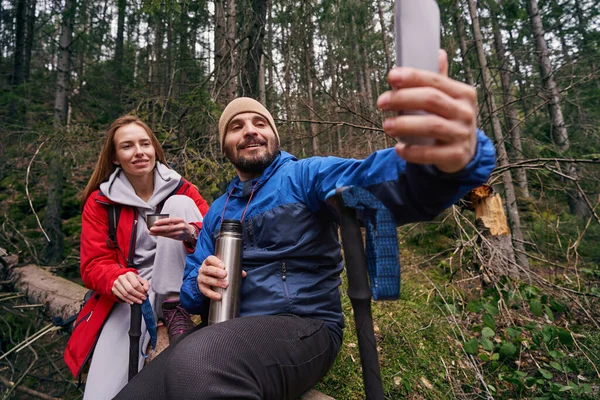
[180,209,216,314]
[79,197,137,298]
[299,129,496,225]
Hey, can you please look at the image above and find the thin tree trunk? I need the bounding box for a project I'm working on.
[363,46,373,105]
[114,0,126,98]
[165,13,173,101]
[54,0,73,125]
[490,9,530,199]
[526,0,569,150]
[453,0,475,87]
[527,0,587,217]
[242,0,267,99]
[328,42,342,154]
[12,0,26,85]
[453,0,482,127]
[266,2,274,108]
[376,0,392,72]
[214,0,236,105]
[152,14,164,98]
[259,53,266,105]
[23,0,36,82]
[306,34,319,155]
[468,0,528,273]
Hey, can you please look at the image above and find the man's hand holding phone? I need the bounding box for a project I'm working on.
[382,0,478,174]
[378,50,478,174]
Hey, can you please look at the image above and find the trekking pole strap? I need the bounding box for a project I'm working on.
[341,186,400,300]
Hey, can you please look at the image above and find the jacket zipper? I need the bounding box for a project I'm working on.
[281,262,291,309]
[72,311,93,330]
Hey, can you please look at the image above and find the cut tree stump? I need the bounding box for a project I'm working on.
[464,185,520,280]
[0,253,335,400]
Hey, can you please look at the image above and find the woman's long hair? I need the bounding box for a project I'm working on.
[82,115,169,203]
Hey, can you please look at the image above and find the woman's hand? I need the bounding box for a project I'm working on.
[149,217,197,242]
[197,255,247,301]
[377,50,478,174]
[111,271,149,304]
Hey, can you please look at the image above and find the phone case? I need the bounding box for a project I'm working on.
[394,0,441,145]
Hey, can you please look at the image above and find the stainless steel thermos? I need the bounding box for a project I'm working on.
[208,219,243,325]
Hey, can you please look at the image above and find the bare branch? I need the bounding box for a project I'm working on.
[26,138,51,243]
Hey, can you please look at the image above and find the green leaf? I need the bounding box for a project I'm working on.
[482,313,496,329]
[491,353,500,360]
[467,301,483,313]
[530,299,543,317]
[483,303,499,316]
[481,327,495,338]
[549,350,565,359]
[557,329,574,347]
[550,299,565,313]
[479,353,490,361]
[464,338,479,354]
[538,368,553,379]
[558,384,574,392]
[542,325,555,344]
[481,337,494,351]
[549,361,563,371]
[499,342,517,358]
[544,305,554,321]
[507,327,520,339]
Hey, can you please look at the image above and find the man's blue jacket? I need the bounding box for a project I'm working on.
[182,130,496,342]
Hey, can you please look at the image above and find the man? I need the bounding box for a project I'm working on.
[114,51,495,399]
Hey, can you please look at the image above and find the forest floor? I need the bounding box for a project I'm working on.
[1,248,599,400]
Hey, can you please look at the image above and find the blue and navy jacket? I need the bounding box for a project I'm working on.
[182,130,496,342]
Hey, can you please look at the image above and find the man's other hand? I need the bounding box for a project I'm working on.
[197,255,247,300]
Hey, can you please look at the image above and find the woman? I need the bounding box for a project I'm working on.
[64,115,209,400]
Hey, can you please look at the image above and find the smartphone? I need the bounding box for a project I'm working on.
[394,0,441,145]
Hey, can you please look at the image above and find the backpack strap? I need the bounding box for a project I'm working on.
[107,203,122,246]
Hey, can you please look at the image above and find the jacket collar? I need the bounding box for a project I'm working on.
[226,151,296,198]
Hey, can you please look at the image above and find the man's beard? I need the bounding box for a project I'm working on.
[224,136,280,175]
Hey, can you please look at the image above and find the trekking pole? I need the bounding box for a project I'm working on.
[128,303,142,381]
[330,194,385,400]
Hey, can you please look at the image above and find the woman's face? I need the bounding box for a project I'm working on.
[112,123,157,180]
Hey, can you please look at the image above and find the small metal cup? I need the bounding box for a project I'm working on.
[146,214,169,230]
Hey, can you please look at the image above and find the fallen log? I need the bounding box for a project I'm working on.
[0,254,86,321]
[0,253,335,400]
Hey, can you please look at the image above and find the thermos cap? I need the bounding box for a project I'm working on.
[220,219,243,234]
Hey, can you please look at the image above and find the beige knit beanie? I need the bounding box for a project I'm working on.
[218,97,279,152]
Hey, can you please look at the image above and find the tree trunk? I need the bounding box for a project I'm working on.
[214,0,237,105]
[23,0,37,82]
[12,0,26,85]
[242,0,267,99]
[526,0,569,150]
[54,0,73,125]
[165,13,173,101]
[376,0,392,72]
[466,188,520,280]
[467,0,529,271]
[453,0,482,127]
[152,14,163,98]
[305,1,319,156]
[527,0,587,217]
[266,3,274,108]
[490,8,530,199]
[114,0,126,98]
